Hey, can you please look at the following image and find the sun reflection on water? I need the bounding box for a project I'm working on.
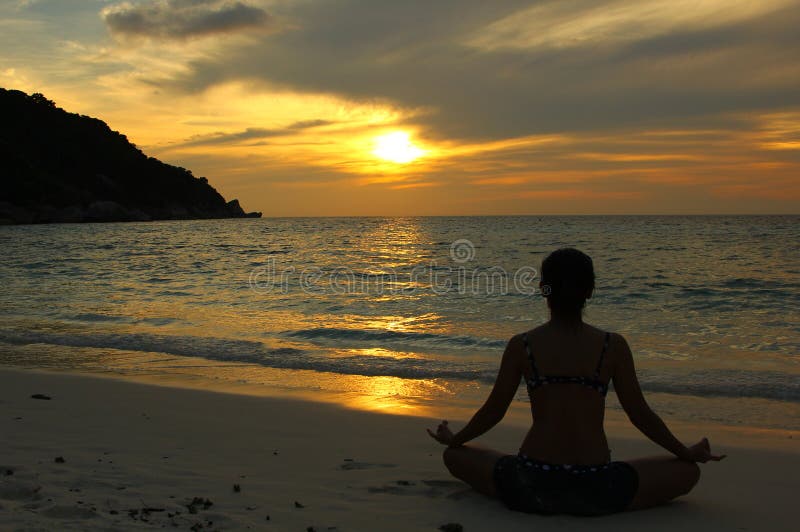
[334,347,426,360]
[340,375,443,415]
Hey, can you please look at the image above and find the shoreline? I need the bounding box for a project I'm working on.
[6,363,799,450]
[5,363,800,448]
[1,367,797,530]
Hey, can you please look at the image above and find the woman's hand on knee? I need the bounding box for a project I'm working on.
[427,420,456,446]
[681,437,726,463]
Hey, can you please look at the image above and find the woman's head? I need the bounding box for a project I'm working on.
[540,248,595,316]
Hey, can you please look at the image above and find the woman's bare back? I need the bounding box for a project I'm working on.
[518,323,616,464]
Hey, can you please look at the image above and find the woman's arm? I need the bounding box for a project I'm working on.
[428,335,523,447]
[612,333,718,461]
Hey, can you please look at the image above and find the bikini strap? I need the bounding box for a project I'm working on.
[523,332,540,380]
[594,332,610,377]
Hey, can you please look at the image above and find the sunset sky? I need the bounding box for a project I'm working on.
[2,0,799,215]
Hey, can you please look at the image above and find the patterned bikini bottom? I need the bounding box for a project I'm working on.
[493,453,639,516]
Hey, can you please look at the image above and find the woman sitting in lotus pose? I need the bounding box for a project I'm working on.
[427,248,725,515]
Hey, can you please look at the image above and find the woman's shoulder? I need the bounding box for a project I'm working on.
[584,327,633,367]
[506,330,529,350]
[508,325,543,350]
[518,324,548,337]
[584,323,627,343]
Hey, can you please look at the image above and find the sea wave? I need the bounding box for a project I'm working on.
[635,369,800,403]
[285,327,507,349]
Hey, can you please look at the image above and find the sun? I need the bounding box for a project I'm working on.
[372,131,425,164]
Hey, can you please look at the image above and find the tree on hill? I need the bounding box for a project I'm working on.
[0,88,261,224]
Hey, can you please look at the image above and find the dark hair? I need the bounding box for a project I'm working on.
[540,248,595,315]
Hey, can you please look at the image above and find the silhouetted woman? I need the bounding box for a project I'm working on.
[427,248,725,515]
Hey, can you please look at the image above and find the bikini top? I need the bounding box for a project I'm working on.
[523,331,610,397]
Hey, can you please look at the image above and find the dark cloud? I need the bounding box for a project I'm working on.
[102,0,269,40]
[173,119,334,147]
[288,119,333,130]
[157,0,800,140]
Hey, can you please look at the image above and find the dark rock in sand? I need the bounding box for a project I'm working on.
[294,501,305,508]
[339,461,397,471]
[439,524,463,532]
[186,497,213,514]
[54,456,65,463]
[0,88,262,224]
[30,394,51,400]
[233,483,241,493]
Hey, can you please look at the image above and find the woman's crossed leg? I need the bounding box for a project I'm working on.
[441,445,703,511]
[442,444,505,497]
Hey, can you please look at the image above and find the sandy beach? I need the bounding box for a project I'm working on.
[1,367,797,531]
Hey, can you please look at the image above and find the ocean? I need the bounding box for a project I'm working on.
[1,216,798,430]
